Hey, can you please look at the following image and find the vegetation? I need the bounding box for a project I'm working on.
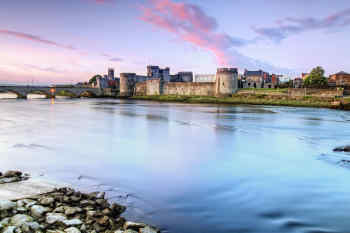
[303,66,328,88]
[89,75,102,84]
[131,94,338,109]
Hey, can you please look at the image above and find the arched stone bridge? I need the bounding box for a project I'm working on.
[0,86,103,98]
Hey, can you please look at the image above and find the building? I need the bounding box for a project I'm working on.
[108,68,115,80]
[171,72,193,82]
[293,77,303,88]
[243,69,266,88]
[194,74,216,83]
[329,71,350,87]
[147,66,171,81]
[121,66,238,97]
[93,68,119,89]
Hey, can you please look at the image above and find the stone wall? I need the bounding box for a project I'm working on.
[237,88,343,98]
[288,88,343,98]
[163,82,215,96]
[134,82,147,96]
[147,79,162,95]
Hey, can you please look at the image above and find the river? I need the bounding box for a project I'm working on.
[1,96,350,233]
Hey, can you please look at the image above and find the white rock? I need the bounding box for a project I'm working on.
[123,221,147,230]
[39,197,54,206]
[0,200,16,210]
[2,226,16,233]
[10,214,33,227]
[140,226,160,233]
[64,227,81,233]
[46,213,67,224]
[31,205,50,218]
[63,218,83,226]
[124,230,138,233]
[114,230,124,233]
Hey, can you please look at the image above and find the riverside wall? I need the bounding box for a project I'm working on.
[237,88,343,98]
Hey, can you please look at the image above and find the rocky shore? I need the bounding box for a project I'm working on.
[0,171,30,184]
[0,171,160,233]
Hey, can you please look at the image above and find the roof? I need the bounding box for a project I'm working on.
[244,70,264,76]
[335,71,350,75]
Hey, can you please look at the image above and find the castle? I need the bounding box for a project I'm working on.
[119,67,238,97]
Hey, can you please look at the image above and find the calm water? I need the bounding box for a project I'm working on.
[2,97,350,233]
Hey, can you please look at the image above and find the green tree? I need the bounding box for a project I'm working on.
[304,66,328,88]
[89,75,102,84]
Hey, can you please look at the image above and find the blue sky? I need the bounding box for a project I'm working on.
[0,0,349,83]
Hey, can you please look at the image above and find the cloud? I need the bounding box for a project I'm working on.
[140,0,249,66]
[109,57,123,62]
[0,29,77,50]
[139,0,291,73]
[253,8,350,42]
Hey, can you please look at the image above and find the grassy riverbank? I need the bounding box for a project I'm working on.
[131,94,343,109]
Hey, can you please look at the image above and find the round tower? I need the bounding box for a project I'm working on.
[215,68,238,96]
[120,73,135,97]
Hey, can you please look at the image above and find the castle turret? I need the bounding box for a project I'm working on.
[120,73,136,97]
[215,68,238,96]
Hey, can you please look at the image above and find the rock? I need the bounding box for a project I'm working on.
[97,216,109,226]
[63,218,83,226]
[124,230,138,233]
[0,177,21,184]
[53,206,66,213]
[0,200,16,211]
[2,226,17,233]
[334,145,350,152]
[124,221,147,231]
[114,230,124,233]
[47,230,65,233]
[64,227,81,233]
[139,226,160,233]
[111,203,126,215]
[64,207,82,216]
[39,197,55,206]
[46,213,67,224]
[3,170,22,178]
[21,221,41,231]
[10,214,34,227]
[31,205,50,218]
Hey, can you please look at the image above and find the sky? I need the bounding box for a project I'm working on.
[0,0,349,84]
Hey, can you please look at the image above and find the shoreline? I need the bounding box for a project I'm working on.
[130,95,350,110]
[0,171,160,233]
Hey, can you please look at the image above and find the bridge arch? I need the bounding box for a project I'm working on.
[0,90,23,98]
[26,90,52,98]
[55,89,77,98]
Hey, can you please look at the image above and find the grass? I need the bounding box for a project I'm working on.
[131,94,339,109]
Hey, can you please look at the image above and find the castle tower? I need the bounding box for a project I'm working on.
[215,68,238,96]
[108,68,115,80]
[120,73,136,97]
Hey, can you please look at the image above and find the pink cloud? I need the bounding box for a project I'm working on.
[140,0,247,66]
[0,29,76,50]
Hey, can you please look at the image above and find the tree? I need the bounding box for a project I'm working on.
[303,66,328,88]
[89,75,102,84]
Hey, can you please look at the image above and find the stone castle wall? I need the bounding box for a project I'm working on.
[163,82,215,96]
